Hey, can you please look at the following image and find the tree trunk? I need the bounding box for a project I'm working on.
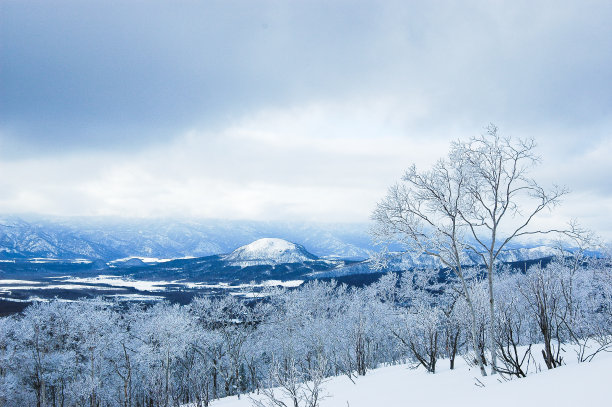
[487,261,498,375]
[461,276,487,376]
[165,349,170,407]
[449,329,459,370]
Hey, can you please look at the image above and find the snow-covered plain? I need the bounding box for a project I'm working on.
[0,279,42,284]
[210,345,610,407]
[0,275,306,304]
[54,276,305,292]
[27,258,92,264]
[0,284,124,294]
[57,275,174,291]
[183,280,304,289]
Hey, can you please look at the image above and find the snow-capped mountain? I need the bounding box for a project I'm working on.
[0,216,120,259]
[222,238,319,265]
[0,216,372,260]
[118,240,352,284]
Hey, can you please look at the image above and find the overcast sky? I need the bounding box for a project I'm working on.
[1,1,611,236]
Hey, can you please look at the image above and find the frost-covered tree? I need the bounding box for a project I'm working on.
[389,269,441,373]
[372,143,488,375]
[454,124,567,373]
[493,271,536,377]
[518,264,567,369]
[373,125,570,375]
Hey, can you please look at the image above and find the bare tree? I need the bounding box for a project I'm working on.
[372,124,570,375]
[494,272,535,378]
[372,155,488,376]
[391,302,442,373]
[519,264,566,369]
[454,124,567,373]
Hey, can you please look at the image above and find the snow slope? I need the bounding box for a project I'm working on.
[211,347,610,407]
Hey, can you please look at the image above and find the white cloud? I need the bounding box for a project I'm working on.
[1,97,610,240]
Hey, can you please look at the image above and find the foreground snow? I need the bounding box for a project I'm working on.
[211,347,610,407]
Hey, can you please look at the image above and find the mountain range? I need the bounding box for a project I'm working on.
[0,216,373,261]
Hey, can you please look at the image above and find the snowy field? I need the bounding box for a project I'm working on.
[210,345,610,407]
[0,276,310,316]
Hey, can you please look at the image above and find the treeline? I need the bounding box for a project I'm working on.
[0,256,611,407]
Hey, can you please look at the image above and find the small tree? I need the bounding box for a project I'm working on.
[494,272,535,378]
[250,353,328,407]
[391,302,442,374]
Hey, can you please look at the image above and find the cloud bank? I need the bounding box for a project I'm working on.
[1,1,611,235]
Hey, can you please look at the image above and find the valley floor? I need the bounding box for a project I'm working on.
[211,346,611,407]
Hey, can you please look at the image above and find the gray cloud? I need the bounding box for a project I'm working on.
[1,0,398,154]
[0,0,611,236]
[2,1,610,156]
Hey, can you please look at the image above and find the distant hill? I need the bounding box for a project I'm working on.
[119,239,356,284]
[223,238,319,265]
[101,241,568,284]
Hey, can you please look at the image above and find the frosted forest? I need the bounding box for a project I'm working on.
[1,254,611,406]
